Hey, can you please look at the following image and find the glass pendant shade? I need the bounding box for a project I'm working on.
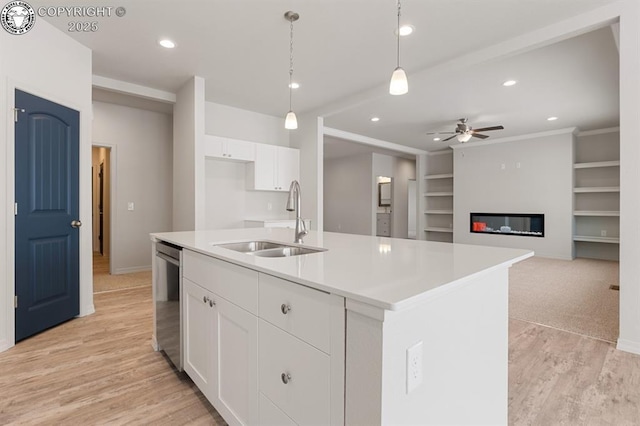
[457,133,473,143]
[285,110,298,129]
[389,67,408,95]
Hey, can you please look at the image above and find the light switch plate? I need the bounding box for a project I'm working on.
[128,202,134,211]
[406,341,423,394]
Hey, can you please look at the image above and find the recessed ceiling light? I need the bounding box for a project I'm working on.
[370,117,380,122]
[396,24,414,36]
[547,116,558,121]
[289,82,300,89]
[503,80,517,87]
[433,137,441,141]
[159,39,175,49]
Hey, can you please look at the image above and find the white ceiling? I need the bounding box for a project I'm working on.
[32,0,620,152]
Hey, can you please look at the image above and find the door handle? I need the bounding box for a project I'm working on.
[71,220,82,228]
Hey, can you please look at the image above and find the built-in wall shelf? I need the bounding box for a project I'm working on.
[424,192,454,197]
[424,210,454,215]
[425,150,454,243]
[574,187,620,193]
[574,160,620,169]
[573,210,620,217]
[424,173,453,180]
[573,128,620,260]
[573,235,620,244]
[424,227,454,233]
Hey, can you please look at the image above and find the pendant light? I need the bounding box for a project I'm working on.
[389,0,408,95]
[284,11,299,130]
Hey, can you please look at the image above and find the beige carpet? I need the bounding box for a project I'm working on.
[93,252,151,293]
[509,256,619,343]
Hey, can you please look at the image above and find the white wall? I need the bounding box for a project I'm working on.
[203,102,293,230]
[205,102,290,147]
[173,76,205,231]
[290,115,324,231]
[391,157,417,239]
[92,101,173,273]
[617,0,640,354]
[0,19,92,352]
[324,154,373,235]
[453,130,574,259]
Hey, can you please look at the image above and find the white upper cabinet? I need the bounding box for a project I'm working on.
[204,135,255,162]
[248,144,300,192]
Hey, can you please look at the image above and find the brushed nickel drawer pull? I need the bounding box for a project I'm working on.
[281,304,292,314]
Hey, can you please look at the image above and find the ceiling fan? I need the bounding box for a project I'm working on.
[426,118,504,142]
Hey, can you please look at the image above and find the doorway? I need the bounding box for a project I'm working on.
[92,146,111,276]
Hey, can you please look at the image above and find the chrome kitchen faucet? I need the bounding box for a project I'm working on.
[286,180,307,244]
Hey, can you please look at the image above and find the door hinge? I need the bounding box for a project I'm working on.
[14,203,18,216]
[14,296,17,309]
[13,108,25,122]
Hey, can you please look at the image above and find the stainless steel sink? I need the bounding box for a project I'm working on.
[214,240,326,257]
[215,241,285,253]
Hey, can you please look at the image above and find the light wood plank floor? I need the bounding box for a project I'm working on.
[2,287,640,424]
[0,286,225,425]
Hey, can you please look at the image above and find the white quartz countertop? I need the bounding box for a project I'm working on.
[151,228,533,311]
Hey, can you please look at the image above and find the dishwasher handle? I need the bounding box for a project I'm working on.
[156,251,180,266]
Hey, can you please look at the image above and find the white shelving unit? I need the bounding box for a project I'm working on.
[573,128,620,260]
[424,151,454,243]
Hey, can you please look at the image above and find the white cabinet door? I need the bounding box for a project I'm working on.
[204,135,225,158]
[204,135,255,162]
[249,145,300,192]
[183,278,215,401]
[252,143,278,191]
[211,295,259,426]
[276,147,300,191]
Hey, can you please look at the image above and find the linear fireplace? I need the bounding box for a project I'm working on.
[470,213,544,237]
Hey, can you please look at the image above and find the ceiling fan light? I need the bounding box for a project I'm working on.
[285,111,298,129]
[389,67,408,95]
[457,133,473,143]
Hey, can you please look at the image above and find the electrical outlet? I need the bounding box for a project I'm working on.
[516,162,521,169]
[501,163,506,170]
[406,341,423,394]
[267,202,272,211]
[601,230,607,237]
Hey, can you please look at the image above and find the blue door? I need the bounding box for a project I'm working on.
[14,89,80,342]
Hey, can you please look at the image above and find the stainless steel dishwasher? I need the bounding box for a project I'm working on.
[155,241,182,371]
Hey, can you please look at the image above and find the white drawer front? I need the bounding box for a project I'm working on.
[259,393,297,426]
[258,320,330,425]
[183,250,258,314]
[259,273,331,353]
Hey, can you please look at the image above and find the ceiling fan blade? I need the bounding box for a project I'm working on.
[472,125,504,132]
[426,131,455,135]
[442,134,458,142]
[472,133,490,139]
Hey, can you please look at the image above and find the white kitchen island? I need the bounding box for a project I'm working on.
[151,228,532,425]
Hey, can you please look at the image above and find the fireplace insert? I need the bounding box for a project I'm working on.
[470,213,544,237]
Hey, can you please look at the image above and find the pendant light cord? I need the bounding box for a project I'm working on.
[396,0,401,68]
[289,18,294,111]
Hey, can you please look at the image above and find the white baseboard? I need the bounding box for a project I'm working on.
[151,334,159,351]
[0,339,14,354]
[114,265,151,275]
[616,339,640,355]
[79,303,95,317]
